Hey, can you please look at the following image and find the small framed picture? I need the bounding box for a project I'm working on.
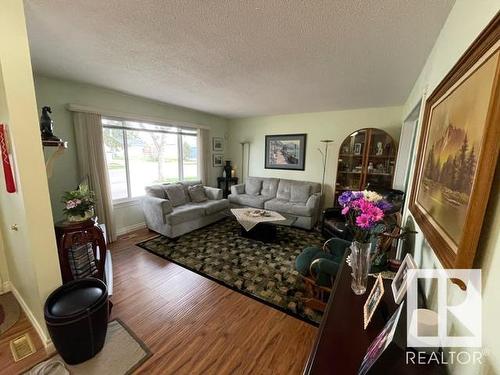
[391,253,417,304]
[353,143,362,155]
[212,137,224,152]
[213,154,224,167]
[364,274,384,329]
[359,303,405,375]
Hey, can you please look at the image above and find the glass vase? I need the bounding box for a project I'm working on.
[350,241,372,295]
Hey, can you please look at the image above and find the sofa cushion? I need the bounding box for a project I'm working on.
[188,184,208,203]
[265,198,314,216]
[203,199,230,215]
[165,204,205,225]
[261,178,279,197]
[145,185,165,199]
[290,183,311,203]
[276,180,292,201]
[246,177,262,196]
[228,194,269,209]
[163,184,188,207]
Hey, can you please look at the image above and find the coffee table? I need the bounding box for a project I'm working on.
[230,208,297,242]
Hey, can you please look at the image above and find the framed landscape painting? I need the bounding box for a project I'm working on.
[265,134,307,170]
[409,15,499,270]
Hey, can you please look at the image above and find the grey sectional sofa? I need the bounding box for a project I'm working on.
[142,180,229,238]
[228,177,321,230]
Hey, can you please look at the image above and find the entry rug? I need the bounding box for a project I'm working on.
[137,218,324,325]
[0,292,21,334]
[25,319,151,375]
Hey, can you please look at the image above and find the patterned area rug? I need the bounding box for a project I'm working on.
[137,218,324,325]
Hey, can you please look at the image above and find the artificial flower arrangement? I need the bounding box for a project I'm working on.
[62,184,95,222]
[338,190,392,243]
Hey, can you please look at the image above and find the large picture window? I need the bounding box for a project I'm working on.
[102,118,198,202]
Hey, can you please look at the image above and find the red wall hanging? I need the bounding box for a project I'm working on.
[0,124,16,193]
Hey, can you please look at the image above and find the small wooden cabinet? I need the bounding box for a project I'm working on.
[335,128,396,206]
[54,218,107,284]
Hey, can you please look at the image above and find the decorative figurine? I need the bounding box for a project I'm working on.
[224,160,232,179]
[40,106,61,142]
[376,142,384,155]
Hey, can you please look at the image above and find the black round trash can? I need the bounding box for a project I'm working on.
[44,278,109,365]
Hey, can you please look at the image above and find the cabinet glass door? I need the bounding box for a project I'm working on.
[364,129,396,188]
[336,130,367,193]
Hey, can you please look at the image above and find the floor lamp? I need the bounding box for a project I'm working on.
[240,142,249,184]
[318,140,333,196]
[318,140,333,217]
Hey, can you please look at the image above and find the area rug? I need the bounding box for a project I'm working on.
[137,218,324,325]
[0,292,21,335]
[25,319,151,375]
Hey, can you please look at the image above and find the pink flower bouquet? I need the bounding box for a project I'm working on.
[338,190,392,243]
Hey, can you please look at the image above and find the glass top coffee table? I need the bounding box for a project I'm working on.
[228,208,297,242]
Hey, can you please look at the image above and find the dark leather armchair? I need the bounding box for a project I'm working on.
[322,187,405,239]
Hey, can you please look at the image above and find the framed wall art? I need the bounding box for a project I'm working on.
[409,15,499,270]
[212,137,224,152]
[213,154,224,167]
[265,134,307,170]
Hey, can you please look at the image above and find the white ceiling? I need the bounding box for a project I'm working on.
[24,0,454,118]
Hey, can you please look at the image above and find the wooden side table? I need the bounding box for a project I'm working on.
[54,218,107,284]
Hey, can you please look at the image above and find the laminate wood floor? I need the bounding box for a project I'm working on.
[0,228,317,374]
[112,229,317,375]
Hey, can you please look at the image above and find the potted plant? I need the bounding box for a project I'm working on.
[62,184,95,222]
[337,190,392,295]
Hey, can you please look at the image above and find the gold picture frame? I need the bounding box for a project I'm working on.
[409,15,500,270]
[363,274,384,330]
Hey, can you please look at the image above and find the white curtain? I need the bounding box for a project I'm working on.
[73,112,116,242]
[197,128,210,185]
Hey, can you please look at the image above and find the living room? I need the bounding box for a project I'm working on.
[0,1,499,374]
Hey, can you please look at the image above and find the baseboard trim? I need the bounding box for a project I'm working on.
[8,281,52,348]
[116,222,146,236]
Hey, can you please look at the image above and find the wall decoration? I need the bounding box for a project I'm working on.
[213,154,224,167]
[391,254,417,304]
[358,303,405,375]
[265,134,307,170]
[409,15,499,270]
[212,137,224,152]
[0,124,16,193]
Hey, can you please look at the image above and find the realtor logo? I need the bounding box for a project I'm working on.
[406,269,481,348]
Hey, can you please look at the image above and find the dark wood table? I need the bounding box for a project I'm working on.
[303,255,445,374]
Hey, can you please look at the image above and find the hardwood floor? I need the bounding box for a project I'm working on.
[0,305,52,374]
[112,229,317,374]
[0,228,317,374]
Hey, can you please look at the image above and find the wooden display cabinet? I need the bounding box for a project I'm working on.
[335,128,396,206]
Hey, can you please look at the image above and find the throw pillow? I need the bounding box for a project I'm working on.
[246,178,262,196]
[188,184,208,203]
[145,185,165,199]
[163,183,188,207]
[290,184,311,203]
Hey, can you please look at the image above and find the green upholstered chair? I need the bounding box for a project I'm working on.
[295,237,351,312]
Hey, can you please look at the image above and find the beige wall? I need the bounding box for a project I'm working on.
[401,1,500,373]
[0,0,61,344]
[227,106,403,207]
[34,75,229,233]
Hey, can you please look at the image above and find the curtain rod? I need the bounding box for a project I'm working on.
[65,103,211,130]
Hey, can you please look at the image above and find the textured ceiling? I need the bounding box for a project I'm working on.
[24,0,454,118]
